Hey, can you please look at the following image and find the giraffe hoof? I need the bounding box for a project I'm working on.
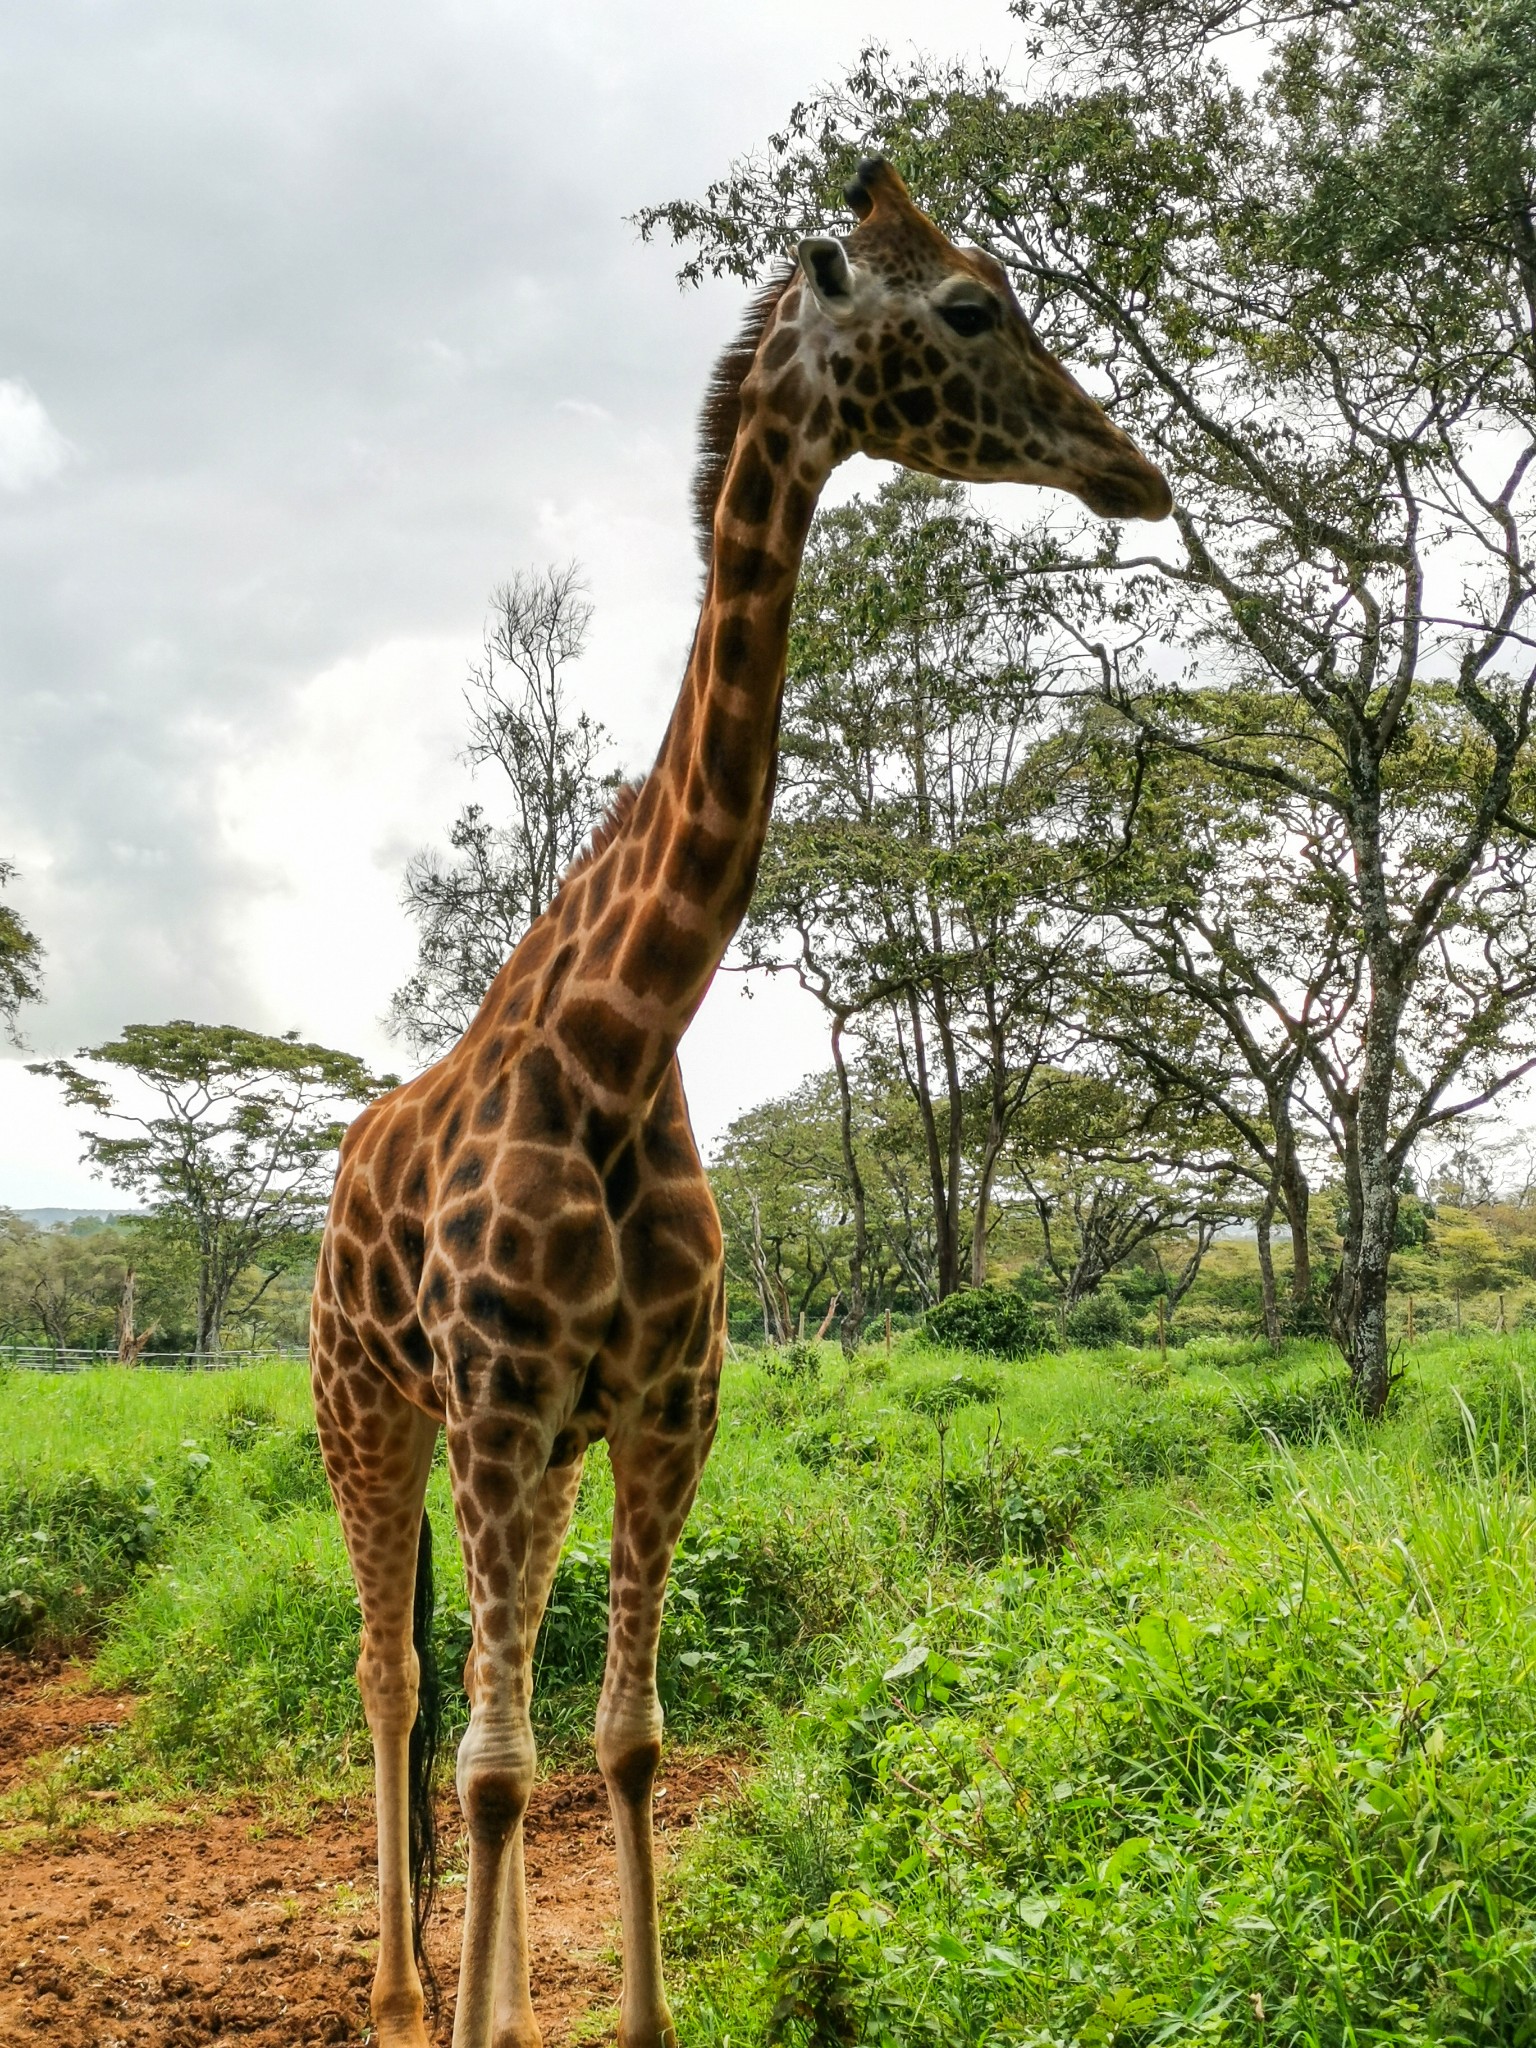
[617,2024,678,2048]
[371,2005,431,2048]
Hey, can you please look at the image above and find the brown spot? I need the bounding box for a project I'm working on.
[894,384,937,427]
[620,899,711,1001]
[557,998,647,1096]
[664,819,734,900]
[546,1210,611,1294]
[702,700,757,816]
[726,443,774,526]
[466,1284,552,1351]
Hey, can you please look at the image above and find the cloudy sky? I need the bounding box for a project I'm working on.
[0,0,1016,1206]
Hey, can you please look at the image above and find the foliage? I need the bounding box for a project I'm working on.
[1063,1286,1132,1350]
[920,1286,1051,1361]
[0,856,43,1044]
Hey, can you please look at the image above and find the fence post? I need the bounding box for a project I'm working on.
[1407,1296,1415,1344]
[1157,1294,1167,1363]
[885,1309,892,1361]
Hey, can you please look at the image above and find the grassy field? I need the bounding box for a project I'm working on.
[4,1330,1536,2044]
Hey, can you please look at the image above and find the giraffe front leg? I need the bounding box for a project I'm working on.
[447,1397,559,2048]
[313,1350,440,2048]
[600,1421,712,2048]
[489,1447,588,2048]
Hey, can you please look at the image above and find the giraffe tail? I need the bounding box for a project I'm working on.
[409,1507,442,2010]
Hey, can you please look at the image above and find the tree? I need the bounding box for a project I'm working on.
[645,0,1536,1414]
[1009,1068,1249,1306]
[388,565,620,1058]
[0,859,43,1044]
[741,475,1082,1308]
[32,1022,394,1353]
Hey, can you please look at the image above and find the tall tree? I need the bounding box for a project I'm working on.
[32,1022,393,1353]
[0,859,43,1044]
[388,565,619,1058]
[644,0,1536,1414]
[742,474,1082,1305]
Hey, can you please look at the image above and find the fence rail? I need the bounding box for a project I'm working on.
[1,1345,307,1374]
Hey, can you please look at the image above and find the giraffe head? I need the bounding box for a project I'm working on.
[787,157,1171,521]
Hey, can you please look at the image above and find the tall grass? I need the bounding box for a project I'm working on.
[7,1332,1536,2048]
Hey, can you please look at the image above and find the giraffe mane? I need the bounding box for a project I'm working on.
[557,777,646,892]
[690,264,795,566]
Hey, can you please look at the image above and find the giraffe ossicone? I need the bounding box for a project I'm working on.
[311,157,1169,2048]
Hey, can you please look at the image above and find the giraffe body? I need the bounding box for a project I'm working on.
[312,160,1169,2048]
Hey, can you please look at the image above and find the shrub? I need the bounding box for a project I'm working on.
[1237,1372,1361,1444]
[764,1340,823,1383]
[1064,1289,1130,1349]
[1434,1354,1536,1480]
[0,1471,165,1651]
[1094,1393,1231,1483]
[927,1437,1107,1566]
[242,1425,334,1517]
[920,1286,1053,1360]
[900,1370,1003,1421]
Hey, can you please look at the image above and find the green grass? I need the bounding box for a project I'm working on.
[6,1334,1536,2042]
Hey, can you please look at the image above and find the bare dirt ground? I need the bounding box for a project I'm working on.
[0,1662,742,2047]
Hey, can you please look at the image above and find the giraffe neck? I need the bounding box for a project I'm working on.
[546,335,833,1111]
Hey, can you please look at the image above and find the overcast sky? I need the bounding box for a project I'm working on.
[0,0,1021,1206]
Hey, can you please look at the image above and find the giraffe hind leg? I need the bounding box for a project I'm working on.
[313,1331,440,2048]
[489,1447,588,2048]
[599,1406,715,2048]
[446,1384,576,2048]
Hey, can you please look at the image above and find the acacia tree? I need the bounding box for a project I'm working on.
[741,474,1083,1307]
[0,859,43,1044]
[32,1022,393,1353]
[389,565,620,1058]
[644,0,1536,1413]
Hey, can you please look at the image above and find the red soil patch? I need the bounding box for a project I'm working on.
[0,1666,744,2047]
[0,1655,133,1792]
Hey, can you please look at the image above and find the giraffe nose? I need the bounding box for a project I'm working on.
[1079,460,1173,522]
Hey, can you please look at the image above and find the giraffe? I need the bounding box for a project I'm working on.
[311,157,1170,2048]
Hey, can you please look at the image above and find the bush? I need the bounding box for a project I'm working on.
[764,1339,823,1383]
[1237,1372,1361,1444]
[242,1425,334,1517]
[920,1287,1054,1360]
[927,1438,1107,1566]
[0,1471,166,1651]
[1094,1394,1231,1483]
[900,1370,1003,1421]
[1434,1353,1536,1480]
[1064,1288,1131,1349]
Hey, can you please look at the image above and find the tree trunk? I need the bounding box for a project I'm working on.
[1256,1188,1280,1347]
[1274,1117,1311,1304]
[969,1065,1007,1289]
[1332,1140,1397,1418]
[897,992,956,1297]
[830,1018,868,1356]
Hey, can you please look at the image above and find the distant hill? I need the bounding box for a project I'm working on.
[11,1207,142,1229]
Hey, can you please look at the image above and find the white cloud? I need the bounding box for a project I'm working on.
[0,379,72,492]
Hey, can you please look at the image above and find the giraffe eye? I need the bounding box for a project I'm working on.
[938,299,997,338]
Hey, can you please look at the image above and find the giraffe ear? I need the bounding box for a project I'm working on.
[798,237,858,321]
